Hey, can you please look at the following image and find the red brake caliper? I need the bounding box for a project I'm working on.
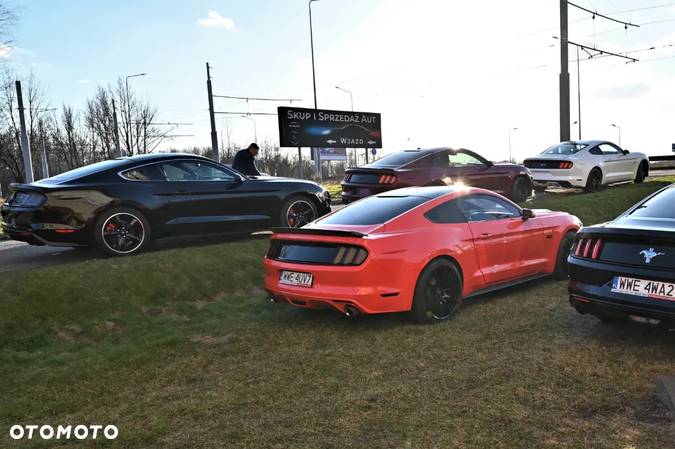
[288,207,295,227]
[105,223,117,234]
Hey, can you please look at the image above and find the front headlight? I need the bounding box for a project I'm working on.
[317,189,330,202]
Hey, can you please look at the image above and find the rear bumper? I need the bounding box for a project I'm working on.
[263,257,415,315]
[1,205,90,246]
[567,257,675,322]
[530,170,587,188]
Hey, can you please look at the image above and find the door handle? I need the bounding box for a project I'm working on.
[478,233,492,240]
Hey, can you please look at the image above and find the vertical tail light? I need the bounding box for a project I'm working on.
[378,175,397,185]
[574,236,603,260]
[559,161,574,169]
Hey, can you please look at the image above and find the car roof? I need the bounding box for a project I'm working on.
[377,185,485,200]
[115,153,212,163]
[561,140,610,146]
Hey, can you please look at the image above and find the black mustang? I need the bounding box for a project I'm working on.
[568,183,675,326]
[1,154,331,256]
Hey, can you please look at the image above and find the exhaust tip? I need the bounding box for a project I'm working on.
[344,305,361,318]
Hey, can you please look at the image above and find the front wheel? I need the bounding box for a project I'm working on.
[554,231,576,280]
[94,207,151,256]
[280,196,318,228]
[410,259,463,324]
[634,162,648,184]
[511,177,532,203]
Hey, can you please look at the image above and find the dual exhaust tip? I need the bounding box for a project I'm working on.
[268,295,361,318]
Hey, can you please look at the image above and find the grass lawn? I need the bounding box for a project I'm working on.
[1,178,674,449]
[322,182,342,201]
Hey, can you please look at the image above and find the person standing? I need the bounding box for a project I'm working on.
[232,143,261,176]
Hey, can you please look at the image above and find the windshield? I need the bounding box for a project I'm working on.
[542,143,587,155]
[319,195,429,225]
[368,151,426,168]
[45,159,128,183]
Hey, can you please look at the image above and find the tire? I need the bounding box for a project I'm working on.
[410,259,463,324]
[584,168,602,193]
[511,177,532,203]
[634,162,648,184]
[93,207,151,257]
[280,195,318,228]
[553,231,576,280]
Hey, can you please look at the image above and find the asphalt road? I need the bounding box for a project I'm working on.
[2,171,674,274]
[0,204,347,274]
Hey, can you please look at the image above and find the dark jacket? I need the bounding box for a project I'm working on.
[232,149,261,176]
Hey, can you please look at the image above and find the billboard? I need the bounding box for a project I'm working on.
[278,106,382,149]
[318,148,347,161]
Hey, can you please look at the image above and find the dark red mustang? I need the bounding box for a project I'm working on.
[341,148,533,204]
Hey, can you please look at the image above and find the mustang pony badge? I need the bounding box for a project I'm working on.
[640,248,665,264]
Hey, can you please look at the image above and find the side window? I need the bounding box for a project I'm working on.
[158,161,237,182]
[429,152,450,169]
[598,144,622,155]
[425,201,466,224]
[449,152,484,167]
[457,195,521,222]
[588,146,602,156]
[120,164,165,181]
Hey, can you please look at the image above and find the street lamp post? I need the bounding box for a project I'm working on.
[508,127,518,163]
[308,0,321,180]
[241,115,257,143]
[124,72,146,155]
[335,86,353,111]
[611,123,622,146]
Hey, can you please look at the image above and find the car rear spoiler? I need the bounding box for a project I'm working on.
[271,227,366,238]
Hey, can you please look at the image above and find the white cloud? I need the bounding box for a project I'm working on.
[0,44,10,59]
[78,79,90,84]
[197,11,235,29]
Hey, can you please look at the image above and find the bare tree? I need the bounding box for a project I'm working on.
[51,105,91,170]
[0,1,16,48]
[85,86,118,160]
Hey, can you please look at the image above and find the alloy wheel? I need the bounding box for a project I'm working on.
[101,213,145,254]
[424,266,460,320]
[286,200,316,228]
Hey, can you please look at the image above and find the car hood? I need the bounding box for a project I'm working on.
[246,175,321,187]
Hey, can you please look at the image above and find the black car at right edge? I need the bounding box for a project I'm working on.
[568,183,675,326]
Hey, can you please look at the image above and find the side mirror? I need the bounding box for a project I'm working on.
[486,160,494,167]
[623,149,630,155]
[522,208,535,220]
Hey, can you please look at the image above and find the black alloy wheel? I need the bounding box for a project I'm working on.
[584,169,602,193]
[411,259,462,324]
[94,207,151,256]
[284,198,317,228]
[512,177,532,203]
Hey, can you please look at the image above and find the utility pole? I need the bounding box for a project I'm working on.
[15,81,33,183]
[206,62,219,162]
[112,98,122,157]
[39,122,49,179]
[559,0,570,143]
[309,0,322,181]
[576,45,581,140]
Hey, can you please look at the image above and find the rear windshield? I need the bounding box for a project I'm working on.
[628,187,675,219]
[319,195,428,225]
[45,159,127,183]
[368,151,427,168]
[542,143,587,155]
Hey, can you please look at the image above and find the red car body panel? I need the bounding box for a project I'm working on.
[264,187,580,316]
[341,148,532,204]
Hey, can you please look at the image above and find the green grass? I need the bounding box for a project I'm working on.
[1,178,675,448]
[323,182,342,200]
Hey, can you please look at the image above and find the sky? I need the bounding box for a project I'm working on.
[3,0,675,162]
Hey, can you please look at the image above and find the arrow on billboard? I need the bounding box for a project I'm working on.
[367,140,376,145]
[326,139,337,144]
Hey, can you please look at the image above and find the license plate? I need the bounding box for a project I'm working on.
[611,276,675,301]
[279,270,313,288]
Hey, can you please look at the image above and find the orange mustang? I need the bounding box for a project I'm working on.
[264,186,581,323]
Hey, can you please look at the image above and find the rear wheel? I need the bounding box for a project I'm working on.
[410,259,462,324]
[94,207,151,256]
[634,161,648,184]
[554,231,576,280]
[584,168,602,193]
[280,196,318,228]
[511,177,532,203]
